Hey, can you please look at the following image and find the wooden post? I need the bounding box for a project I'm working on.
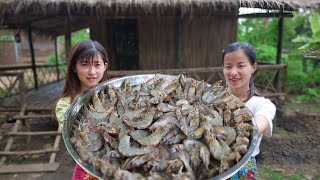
[49,126,61,163]
[28,24,38,89]
[175,8,182,69]
[303,58,307,72]
[55,37,60,81]
[65,18,71,61]
[275,12,284,93]
[18,73,26,107]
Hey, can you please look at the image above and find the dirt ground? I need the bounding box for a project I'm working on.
[257,107,320,179]
[0,106,319,180]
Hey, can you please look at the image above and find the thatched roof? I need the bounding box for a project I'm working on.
[0,0,319,36]
[304,48,320,58]
[0,0,319,16]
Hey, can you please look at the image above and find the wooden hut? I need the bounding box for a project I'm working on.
[0,0,318,70]
[0,0,319,92]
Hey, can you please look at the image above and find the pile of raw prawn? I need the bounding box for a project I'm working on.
[70,74,254,180]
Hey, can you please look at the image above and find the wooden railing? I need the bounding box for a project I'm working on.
[0,63,67,99]
[109,64,287,98]
[0,63,286,100]
[254,64,287,97]
[0,72,26,105]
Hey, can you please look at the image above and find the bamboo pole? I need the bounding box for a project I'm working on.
[18,73,26,108]
[175,8,181,68]
[275,10,284,93]
[65,18,71,60]
[0,107,52,112]
[28,24,38,89]
[8,131,61,136]
[0,148,59,156]
[49,126,61,163]
[55,37,60,81]
[13,114,52,120]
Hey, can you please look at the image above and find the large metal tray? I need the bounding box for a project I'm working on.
[62,74,258,180]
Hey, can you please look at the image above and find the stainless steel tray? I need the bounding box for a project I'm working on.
[62,74,258,180]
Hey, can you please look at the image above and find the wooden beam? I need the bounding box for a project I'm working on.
[257,64,287,70]
[275,11,284,92]
[65,17,72,60]
[8,131,61,136]
[0,148,59,156]
[0,163,59,173]
[262,93,286,97]
[0,107,52,112]
[239,12,293,18]
[49,126,62,163]
[28,24,38,89]
[18,73,26,108]
[304,56,320,60]
[175,8,182,68]
[55,38,60,81]
[13,114,52,120]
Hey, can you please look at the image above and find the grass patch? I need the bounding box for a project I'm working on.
[314,169,320,180]
[258,165,307,180]
[282,102,320,114]
[273,127,295,139]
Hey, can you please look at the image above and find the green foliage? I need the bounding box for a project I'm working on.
[283,102,320,114]
[238,18,278,50]
[286,70,307,93]
[46,54,64,64]
[296,87,320,103]
[256,44,276,62]
[292,11,320,50]
[238,11,320,104]
[58,28,90,46]
[258,166,306,180]
[0,35,14,42]
[57,28,90,59]
[310,12,320,39]
[71,28,90,45]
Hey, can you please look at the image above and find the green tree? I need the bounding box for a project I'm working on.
[238,11,320,103]
[56,28,90,61]
[292,11,320,50]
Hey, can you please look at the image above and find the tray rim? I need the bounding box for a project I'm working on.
[62,73,259,180]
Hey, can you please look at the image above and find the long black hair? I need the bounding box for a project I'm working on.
[222,42,258,99]
[63,40,109,102]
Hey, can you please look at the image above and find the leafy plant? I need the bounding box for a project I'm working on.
[296,87,320,103]
[0,34,14,42]
[46,54,64,64]
[57,28,90,59]
[286,70,308,93]
[292,11,320,51]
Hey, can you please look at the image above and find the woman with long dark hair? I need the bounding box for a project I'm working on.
[55,40,109,180]
[222,42,276,179]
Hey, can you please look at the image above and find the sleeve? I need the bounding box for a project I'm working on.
[55,97,70,128]
[254,98,276,137]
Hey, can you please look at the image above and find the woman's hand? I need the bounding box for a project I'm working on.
[255,114,271,137]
